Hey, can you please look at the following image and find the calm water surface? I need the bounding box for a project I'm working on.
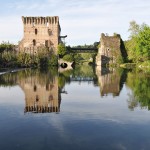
[0,66,150,150]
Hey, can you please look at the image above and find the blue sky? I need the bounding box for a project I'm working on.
[0,0,150,46]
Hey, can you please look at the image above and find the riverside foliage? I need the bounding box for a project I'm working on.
[0,44,58,68]
[125,21,150,63]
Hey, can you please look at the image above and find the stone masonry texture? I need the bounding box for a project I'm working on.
[19,16,61,54]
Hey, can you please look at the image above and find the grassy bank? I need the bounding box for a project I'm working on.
[120,61,150,73]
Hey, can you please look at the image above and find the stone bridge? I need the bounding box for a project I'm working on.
[58,59,74,70]
[70,47,98,53]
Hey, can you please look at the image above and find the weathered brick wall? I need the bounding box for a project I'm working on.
[96,33,126,66]
[19,16,61,54]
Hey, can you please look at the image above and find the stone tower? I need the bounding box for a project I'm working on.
[96,33,126,66]
[19,16,61,54]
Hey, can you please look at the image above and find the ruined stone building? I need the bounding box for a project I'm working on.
[96,33,127,66]
[19,16,61,54]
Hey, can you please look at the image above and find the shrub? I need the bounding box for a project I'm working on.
[48,54,58,66]
[57,43,67,57]
[62,54,74,62]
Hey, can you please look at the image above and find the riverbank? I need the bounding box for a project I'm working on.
[0,68,26,76]
[120,61,150,73]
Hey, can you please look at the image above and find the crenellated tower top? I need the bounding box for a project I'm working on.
[22,16,59,25]
[19,16,61,54]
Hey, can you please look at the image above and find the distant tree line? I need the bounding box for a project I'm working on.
[57,43,97,64]
[0,42,15,53]
[71,42,100,49]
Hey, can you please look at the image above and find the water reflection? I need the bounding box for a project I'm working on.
[0,66,150,150]
[0,69,61,113]
[20,72,61,114]
[126,71,150,110]
[0,66,149,111]
[96,67,127,97]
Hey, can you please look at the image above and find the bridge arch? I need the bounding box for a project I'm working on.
[60,63,68,68]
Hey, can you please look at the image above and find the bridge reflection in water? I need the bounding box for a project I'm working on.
[0,66,126,114]
[66,67,126,97]
[19,67,126,114]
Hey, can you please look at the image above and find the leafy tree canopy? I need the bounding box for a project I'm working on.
[125,21,150,62]
[57,43,67,57]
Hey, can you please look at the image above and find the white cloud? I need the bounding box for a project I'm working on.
[0,0,150,45]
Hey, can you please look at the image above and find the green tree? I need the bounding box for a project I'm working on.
[135,24,150,61]
[128,20,140,39]
[57,43,67,57]
[126,71,150,110]
[0,42,14,53]
[62,54,74,62]
[125,21,150,62]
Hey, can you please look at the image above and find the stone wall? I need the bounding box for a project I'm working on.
[96,33,127,66]
[19,16,61,54]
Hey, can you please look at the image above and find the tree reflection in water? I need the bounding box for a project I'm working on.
[0,68,61,114]
[0,66,149,111]
[126,71,150,110]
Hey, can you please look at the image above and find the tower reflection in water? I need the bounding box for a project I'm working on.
[18,69,61,114]
[18,67,126,114]
[0,66,127,114]
[96,67,126,97]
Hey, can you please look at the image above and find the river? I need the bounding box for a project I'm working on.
[0,66,150,150]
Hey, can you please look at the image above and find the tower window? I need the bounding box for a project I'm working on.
[36,95,39,102]
[33,39,36,46]
[48,29,52,36]
[34,85,37,92]
[35,29,38,35]
[49,95,53,101]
